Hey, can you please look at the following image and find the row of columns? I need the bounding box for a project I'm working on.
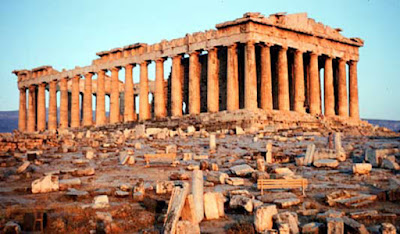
[18,41,359,132]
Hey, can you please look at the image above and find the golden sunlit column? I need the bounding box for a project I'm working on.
[309,52,321,115]
[293,49,305,113]
[171,55,183,117]
[245,41,257,110]
[18,87,27,131]
[96,70,106,125]
[189,52,200,114]
[227,44,239,111]
[48,80,57,130]
[207,48,219,112]
[71,75,80,128]
[83,72,93,126]
[324,56,335,117]
[260,43,273,111]
[37,83,46,131]
[27,85,36,132]
[155,59,167,118]
[110,67,120,124]
[278,46,289,111]
[348,60,359,119]
[338,58,348,117]
[124,64,135,122]
[139,61,150,121]
[59,78,68,129]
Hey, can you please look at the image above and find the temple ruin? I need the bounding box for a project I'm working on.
[12,12,363,132]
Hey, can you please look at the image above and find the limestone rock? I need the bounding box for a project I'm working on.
[327,217,344,234]
[206,171,229,184]
[380,223,396,234]
[381,159,400,170]
[342,216,368,234]
[313,159,339,168]
[301,222,323,234]
[93,195,109,209]
[3,221,21,233]
[273,211,299,234]
[229,195,253,212]
[59,178,81,190]
[209,134,216,150]
[235,126,245,135]
[352,163,372,175]
[254,204,278,232]
[17,161,30,173]
[226,177,244,186]
[176,220,200,234]
[119,151,135,165]
[204,192,224,220]
[274,198,301,208]
[230,164,254,176]
[32,175,59,194]
[72,167,95,176]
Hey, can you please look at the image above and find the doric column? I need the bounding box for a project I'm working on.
[245,41,257,110]
[227,44,239,111]
[48,80,57,130]
[96,70,106,125]
[110,67,120,124]
[155,58,167,118]
[260,43,273,111]
[348,60,359,119]
[37,83,46,131]
[139,61,150,121]
[293,49,305,113]
[207,48,219,112]
[71,75,80,128]
[171,55,182,117]
[277,46,290,111]
[59,78,68,129]
[338,58,348,117]
[83,72,93,126]
[189,52,201,114]
[324,56,335,117]
[124,64,135,122]
[18,88,27,131]
[27,85,36,132]
[309,52,321,115]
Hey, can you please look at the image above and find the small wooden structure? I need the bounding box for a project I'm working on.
[257,178,308,196]
[144,153,177,167]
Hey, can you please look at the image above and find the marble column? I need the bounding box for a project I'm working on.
[59,78,68,129]
[83,72,93,126]
[155,59,167,118]
[37,83,46,131]
[293,49,305,113]
[260,44,273,111]
[27,85,36,132]
[18,88,27,131]
[96,70,106,125]
[324,57,335,117]
[139,61,150,121]
[245,41,257,110]
[189,52,201,114]
[124,64,135,122]
[110,67,120,124]
[338,58,348,117]
[71,75,80,128]
[278,46,289,111]
[207,48,219,112]
[48,80,57,130]
[309,52,321,115]
[227,44,239,111]
[349,60,359,119]
[171,55,183,117]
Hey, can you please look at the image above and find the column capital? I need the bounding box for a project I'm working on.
[38,83,46,88]
[28,85,36,91]
[294,48,306,54]
[280,45,288,51]
[125,63,135,69]
[172,54,182,59]
[347,60,358,65]
[140,61,150,66]
[261,42,274,48]
[309,51,321,57]
[208,47,217,53]
[227,43,238,49]
[111,66,121,72]
[72,74,81,80]
[155,57,167,63]
[188,51,200,56]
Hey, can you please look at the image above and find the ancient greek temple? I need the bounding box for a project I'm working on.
[13,12,363,132]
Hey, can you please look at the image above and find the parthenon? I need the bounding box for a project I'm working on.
[12,12,363,132]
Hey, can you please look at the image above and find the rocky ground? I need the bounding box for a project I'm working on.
[0,120,400,233]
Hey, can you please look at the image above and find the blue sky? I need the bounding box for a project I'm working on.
[0,0,399,120]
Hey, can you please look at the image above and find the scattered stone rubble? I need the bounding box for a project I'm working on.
[0,115,399,233]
